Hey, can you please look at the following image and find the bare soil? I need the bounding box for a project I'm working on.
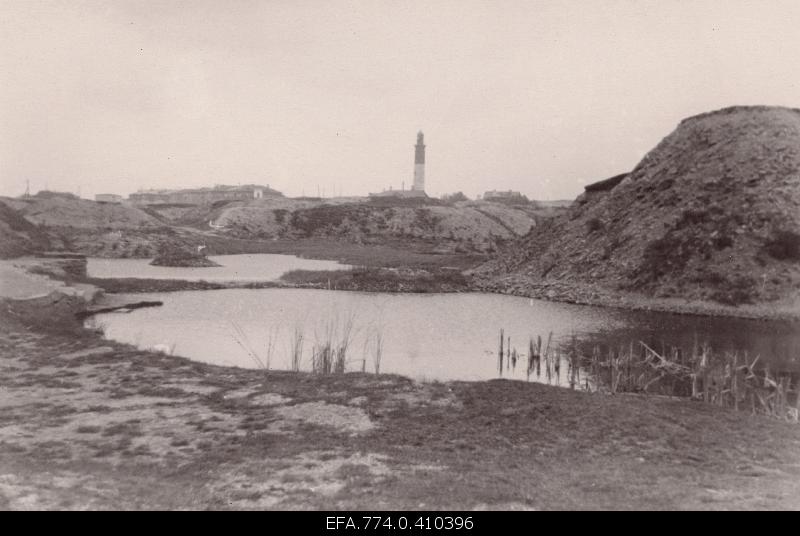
[480,106,800,315]
[1,310,800,510]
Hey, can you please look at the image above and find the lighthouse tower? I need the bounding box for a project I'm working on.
[413,131,425,192]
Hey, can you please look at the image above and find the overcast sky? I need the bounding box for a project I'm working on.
[2,0,799,200]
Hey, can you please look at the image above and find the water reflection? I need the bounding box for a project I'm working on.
[87,254,350,282]
[90,289,800,385]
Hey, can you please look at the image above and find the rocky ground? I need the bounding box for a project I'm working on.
[151,197,549,254]
[0,194,558,260]
[479,106,800,314]
[473,272,800,321]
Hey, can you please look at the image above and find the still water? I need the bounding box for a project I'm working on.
[90,288,800,383]
[87,254,350,282]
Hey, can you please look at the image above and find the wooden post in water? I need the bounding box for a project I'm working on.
[536,336,542,378]
[499,329,504,376]
[527,338,534,381]
[507,335,511,371]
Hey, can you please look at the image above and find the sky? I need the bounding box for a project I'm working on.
[2,0,800,201]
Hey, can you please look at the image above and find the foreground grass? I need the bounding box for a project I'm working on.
[1,307,800,510]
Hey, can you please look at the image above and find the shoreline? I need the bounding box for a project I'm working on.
[474,276,800,323]
[85,271,799,323]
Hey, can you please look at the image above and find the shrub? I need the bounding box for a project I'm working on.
[712,234,734,250]
[273,209,288,225]
[677,208,708,227]
[707,274,757,306]
[638,233,692,282]
[763,230,800,261]
[586,217,604,233]
[441,191,468,203]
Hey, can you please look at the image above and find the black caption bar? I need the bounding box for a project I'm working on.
[314,512,524,534]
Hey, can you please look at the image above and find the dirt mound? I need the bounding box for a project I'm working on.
[480,106,800,306]
[2,195,160,229]
[0,196,186,259]
[0,201,52,258]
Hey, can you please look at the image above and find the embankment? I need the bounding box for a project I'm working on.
[477,106,800,320]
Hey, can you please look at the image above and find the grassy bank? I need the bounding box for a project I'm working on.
[2,301,800,510]
[80,267,472,295]
[280,267,471,293]
[81,277,281,294]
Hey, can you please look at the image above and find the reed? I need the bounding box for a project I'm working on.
[264,323,280,371]
[498,329,504,376]
[503,325,798,423]
[373,329,383,375]
[229,320,264,369]
[536,335,542,378]
[567,336,580,390]
[598,341,796,422]
[290,323,305,372]
[311,312,356,375]
[507,335,511,371]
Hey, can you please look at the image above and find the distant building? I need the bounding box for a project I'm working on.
[95,194,123,203]
[369,131,428,199]
[583,173,628,194]
[578,173,629,205]
[128,184,282,206]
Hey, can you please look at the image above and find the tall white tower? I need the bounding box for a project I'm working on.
[413,131,425,192]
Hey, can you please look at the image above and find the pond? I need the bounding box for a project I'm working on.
[89,288,800,384]
[87,254,350,282]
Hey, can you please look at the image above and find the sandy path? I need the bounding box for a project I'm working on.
[0,262,64,299]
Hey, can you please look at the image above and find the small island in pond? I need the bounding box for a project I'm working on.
[149,242,221,267]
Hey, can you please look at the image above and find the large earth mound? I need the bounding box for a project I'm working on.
[479,106,800,306]
[0,201,52,258]
[2,193,160,229]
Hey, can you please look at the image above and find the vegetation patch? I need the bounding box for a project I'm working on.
[149,242,220,267]
[280,266,470,293]
[586,217,604,233]
[763,229,800,261]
